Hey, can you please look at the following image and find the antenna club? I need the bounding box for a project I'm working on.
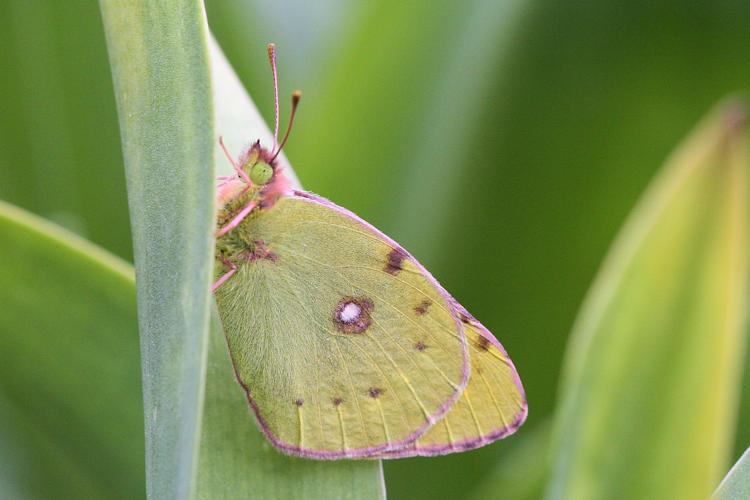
[270,91,302,162]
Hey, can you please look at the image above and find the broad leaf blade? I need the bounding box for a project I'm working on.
[99,2,214,498]
[195,37,385,500]
[548,101,749,500]
[0,201,142,498]
[714,447,750,500]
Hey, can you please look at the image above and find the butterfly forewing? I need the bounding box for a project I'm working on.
[214,193,470,458]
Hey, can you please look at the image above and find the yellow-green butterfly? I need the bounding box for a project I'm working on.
[213,44,526,459]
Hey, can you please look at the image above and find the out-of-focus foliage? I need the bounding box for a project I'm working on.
[547,101,748,499]
[0,201,142,499]
[0,1,130,259]
[2,0,750,498]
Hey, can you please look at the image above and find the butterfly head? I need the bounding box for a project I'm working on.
[238,141,277,186]
[231,139,292,209]
[215,45,299,209]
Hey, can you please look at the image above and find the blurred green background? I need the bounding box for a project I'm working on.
[2,0,750,498]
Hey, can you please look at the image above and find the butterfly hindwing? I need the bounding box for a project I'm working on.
[377,308,527,457]
[214,192,470,458]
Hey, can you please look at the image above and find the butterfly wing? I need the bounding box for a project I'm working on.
[377,308,527,457]
[214,192,470,458]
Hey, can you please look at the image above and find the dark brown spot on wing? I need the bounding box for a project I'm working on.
[333,397,343,406]
[459,312,471,324]
[414,299,432,315]
[333,296,374,334]
[368,387,382,398]
[294,398,304,407]
[475,335,491,351]
[384,247,408,274]
[414,341,426,351]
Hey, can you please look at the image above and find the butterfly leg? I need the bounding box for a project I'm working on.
[219,136,253,186]
[215,200,257,237]
[211,257,237,291]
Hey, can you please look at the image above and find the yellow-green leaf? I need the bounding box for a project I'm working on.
[548,100,749,500]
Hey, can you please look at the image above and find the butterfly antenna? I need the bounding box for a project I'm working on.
[270,90,302,163]
[267,43,280,151]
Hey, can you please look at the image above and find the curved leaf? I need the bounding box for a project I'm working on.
[548,100,749,499]
[0,201,142,498]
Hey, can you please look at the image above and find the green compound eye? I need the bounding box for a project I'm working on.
[250,161,273,185]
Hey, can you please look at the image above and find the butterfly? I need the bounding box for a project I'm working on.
[212,44,527,459]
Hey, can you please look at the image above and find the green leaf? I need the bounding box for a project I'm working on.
[194,36,385,500]
[547,101,749,499]
[99,2,214,498]
[0,200,142,498]
[714,447,750,500]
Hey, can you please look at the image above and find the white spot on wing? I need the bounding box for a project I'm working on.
[340,302,361,323]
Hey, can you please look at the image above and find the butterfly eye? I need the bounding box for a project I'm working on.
[250,161,273,185]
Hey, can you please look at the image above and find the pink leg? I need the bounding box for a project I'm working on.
[215,200,257,237]
[219,136,252,186]
[212,257,237,291]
